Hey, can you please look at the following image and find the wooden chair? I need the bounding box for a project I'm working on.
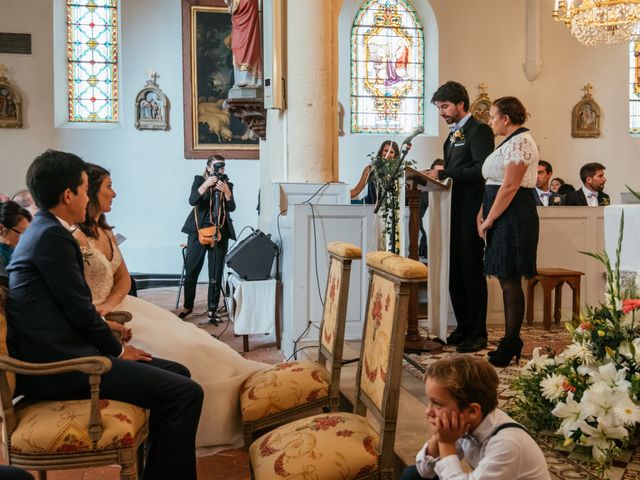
[240,242,361,447]
[0,286,149,480]
[248,251,427,480]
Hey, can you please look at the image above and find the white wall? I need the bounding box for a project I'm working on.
[0,0,260,275]
[338,0,640,199]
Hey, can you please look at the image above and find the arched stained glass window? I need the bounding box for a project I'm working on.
[67,0,119,123]
[630,41,640,135]
[351,0,424,134]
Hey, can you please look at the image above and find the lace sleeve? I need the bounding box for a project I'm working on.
[502,135,536,166]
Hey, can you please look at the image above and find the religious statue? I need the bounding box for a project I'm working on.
[224,0,262,88]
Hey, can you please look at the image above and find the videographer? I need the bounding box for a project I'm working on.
[178,155,236,324]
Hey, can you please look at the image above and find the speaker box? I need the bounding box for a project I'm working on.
[226,229,278,280]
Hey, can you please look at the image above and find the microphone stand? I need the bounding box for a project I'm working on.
[373,141,413,253]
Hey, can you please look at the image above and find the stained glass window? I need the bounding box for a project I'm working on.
[351,0,424,134]
[67,0,118,123]
[630,41,640,135]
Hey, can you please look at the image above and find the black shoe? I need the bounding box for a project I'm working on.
[456,337,488,353]
[446,329,466,345]
[489,337,523,367]
[207,310,220,326]
[177,309,193,320]
[488,337,506,358]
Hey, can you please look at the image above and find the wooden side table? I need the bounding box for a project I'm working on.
[526,268,584,330]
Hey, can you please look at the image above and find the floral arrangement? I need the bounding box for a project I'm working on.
[367,151,415,254]
[509,212,640,477]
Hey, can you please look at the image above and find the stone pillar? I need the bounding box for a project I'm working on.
[286,0,340,182]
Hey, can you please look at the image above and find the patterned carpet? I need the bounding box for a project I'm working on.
[402,325,640,480]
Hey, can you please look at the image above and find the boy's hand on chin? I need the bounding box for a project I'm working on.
[435,410,470,444]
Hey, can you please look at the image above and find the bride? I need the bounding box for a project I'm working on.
[73,163,264,450]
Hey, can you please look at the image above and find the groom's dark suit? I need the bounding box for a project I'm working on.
[437,116,494,342]
[7,211,203,480]
[562,188,610,206]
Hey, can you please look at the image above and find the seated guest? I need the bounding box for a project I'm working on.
[534,160,561,206]
[6,150,204,480]
[75,163,263,449]
[0,201,32,285]
[419,159,444,258]
[550,177,565,193]
[401,356,550,480]
[563,162,610,206]
[11,189,38,217]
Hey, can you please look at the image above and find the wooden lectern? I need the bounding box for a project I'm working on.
[404,167,452,352]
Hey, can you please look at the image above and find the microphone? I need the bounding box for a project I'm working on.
[402,126,424,146]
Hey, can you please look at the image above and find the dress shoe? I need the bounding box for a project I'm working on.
[489,337,523,367]
[446,329,466,345]
[488,337,505,358]
[456,337,488,353]
[207,310,220,326]
[177,309,193,320]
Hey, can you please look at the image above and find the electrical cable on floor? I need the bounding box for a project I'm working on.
[287,344,318,362]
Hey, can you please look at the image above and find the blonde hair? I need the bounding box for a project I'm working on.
[426,355,499,415]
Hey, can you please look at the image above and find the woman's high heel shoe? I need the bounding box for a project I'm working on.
[488,337,506,358]
[488,337,523,367]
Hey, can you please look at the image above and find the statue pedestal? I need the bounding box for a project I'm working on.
[225,86,266,140]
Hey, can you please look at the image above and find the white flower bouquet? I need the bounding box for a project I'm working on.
[509,212,640,477]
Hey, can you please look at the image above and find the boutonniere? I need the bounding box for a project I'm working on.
[76,240,93,266]
[552,196,561,205]
[600,197,610,206]
[450,129,465,144]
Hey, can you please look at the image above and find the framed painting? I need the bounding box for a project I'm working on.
[182,0,259,159]
[571,84,601,139]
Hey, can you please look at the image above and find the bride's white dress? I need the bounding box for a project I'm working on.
[81,237,264,450]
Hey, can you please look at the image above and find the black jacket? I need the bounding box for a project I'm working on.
[533,189,562,206]
[181,175,237,240]
[438,116,495,224]
[7,210,122,395]
[563,189,610,206]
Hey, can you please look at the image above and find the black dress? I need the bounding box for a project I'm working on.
[482,130,539,279]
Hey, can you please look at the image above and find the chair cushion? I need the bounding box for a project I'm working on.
[10,398,148,454]
[249,413,379,480]
[240,361,330,422]
[366,251,428,279]
[327,242,362,259]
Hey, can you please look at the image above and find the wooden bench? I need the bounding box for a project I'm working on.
[526,268,584,330]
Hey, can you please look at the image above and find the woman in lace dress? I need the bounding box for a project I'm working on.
[477,97,539,367]
[73,163,264,450]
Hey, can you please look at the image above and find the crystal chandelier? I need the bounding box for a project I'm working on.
[553,0,640,46]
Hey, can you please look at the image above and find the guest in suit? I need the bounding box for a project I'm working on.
[563,162,610,206]
[6,150,204,480]
[364,140,400,205]
[0,201,32,285]
[534,160,561,206]
[425,81,494,352]
[478,97,540,367]
[179,155,236,324]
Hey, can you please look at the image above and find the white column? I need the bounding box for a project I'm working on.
[523,0,543,82]
[286,0,340,182]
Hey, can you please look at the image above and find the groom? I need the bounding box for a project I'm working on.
[6,150,203,480]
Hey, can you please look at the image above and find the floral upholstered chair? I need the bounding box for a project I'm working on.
[240,242,362,447]
[0,286,149,480]
[249,251,428,479]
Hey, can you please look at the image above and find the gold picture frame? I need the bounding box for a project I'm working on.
[572,83,601,138]
[181,0,259,159]
[470,82,491,125]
